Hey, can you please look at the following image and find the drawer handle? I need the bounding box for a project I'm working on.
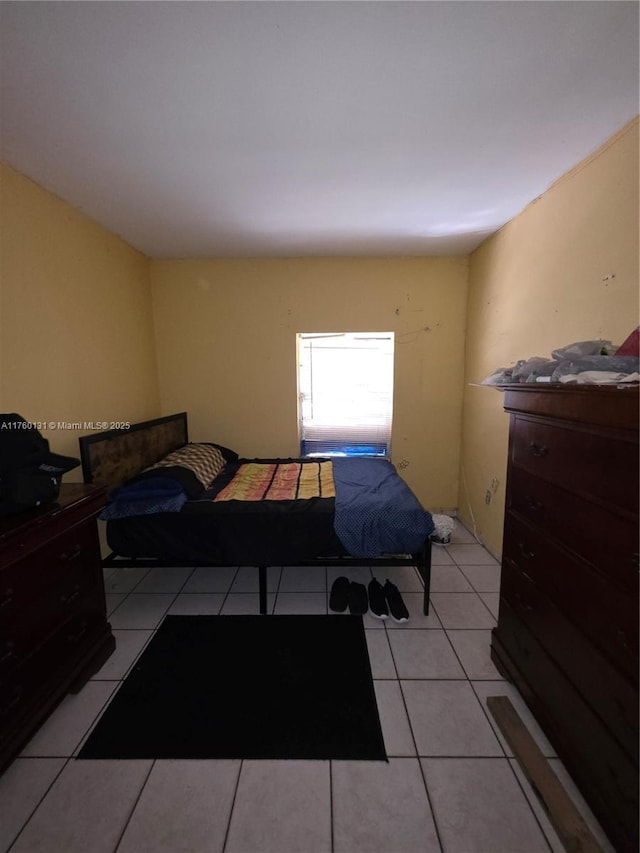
[60,545,82,563]
[60,584,82,607]
[518,543,536,560]
[525,495,544,512]
[0,588,14,610]
[529,442,549,457]
[633,553,639,570]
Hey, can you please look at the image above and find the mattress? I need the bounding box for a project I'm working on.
[105,456,434,566]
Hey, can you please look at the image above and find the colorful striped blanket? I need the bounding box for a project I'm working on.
[213,461,335,502]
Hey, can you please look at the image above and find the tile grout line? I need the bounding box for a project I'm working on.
[5,756,72,853]
[271,565,285,614]
[221,760,244,853]
[329,759,335,853]
[112,759,157,853]
[217,566,242,614]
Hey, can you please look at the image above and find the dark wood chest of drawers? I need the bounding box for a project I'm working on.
[491,385,639,853]
[0,484,115,772]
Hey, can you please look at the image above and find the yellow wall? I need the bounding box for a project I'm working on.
[0,163,160,474]
[150,257,468,509]
[3,118,637,523]
[460,118,639,555]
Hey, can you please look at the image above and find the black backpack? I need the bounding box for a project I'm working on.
[0,414,80,517]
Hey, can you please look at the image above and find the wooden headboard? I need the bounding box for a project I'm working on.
[79,412,188,491]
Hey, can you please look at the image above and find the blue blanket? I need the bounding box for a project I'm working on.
[331,457,434,557]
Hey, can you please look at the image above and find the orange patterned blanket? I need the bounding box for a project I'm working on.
[213,461,335,502]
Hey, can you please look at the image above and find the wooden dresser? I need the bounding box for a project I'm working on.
[491,385,639,853]
[0,484,115,772]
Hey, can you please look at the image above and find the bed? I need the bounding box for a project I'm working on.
[79,413,434,615]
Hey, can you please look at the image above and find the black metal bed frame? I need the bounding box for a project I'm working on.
[102,544,432,616]
[83,413,432,616]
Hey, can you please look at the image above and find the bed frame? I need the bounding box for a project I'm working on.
[79,413,432,616]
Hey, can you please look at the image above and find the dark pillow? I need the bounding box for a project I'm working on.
[120,466,204,500]
[202,442,239,463]
[101,476,188,519]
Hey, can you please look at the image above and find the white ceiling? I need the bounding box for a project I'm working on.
[1,1,638,258]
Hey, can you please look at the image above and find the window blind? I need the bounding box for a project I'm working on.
[297,332,394,457]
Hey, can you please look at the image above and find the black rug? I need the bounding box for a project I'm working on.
[78,614,387,761]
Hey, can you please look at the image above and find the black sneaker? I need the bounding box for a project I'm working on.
[368,578,389,619]
[329,576,350,612]
[383,580,410,623]
[348,581,369,615]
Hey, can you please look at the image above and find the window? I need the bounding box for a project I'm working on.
[297,332,394,457]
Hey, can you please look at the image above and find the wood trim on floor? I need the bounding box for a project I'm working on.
[486,695,605,853]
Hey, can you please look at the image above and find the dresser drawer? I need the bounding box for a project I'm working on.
[1,583,107,684]
[503,514,638,678]
[500,561,638,758]
[0,557,104,681]
[507,467,639,594]
[0,642,53,727]
[510,416,638,515]
[0,593,110,762]
[0,486,105,567]
[0,522,101,628]
[492,601,638,853]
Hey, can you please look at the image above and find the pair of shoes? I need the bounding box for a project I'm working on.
[329,576,368,615]
[368,578,410,623]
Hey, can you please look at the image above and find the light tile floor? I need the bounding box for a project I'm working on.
[0,522,615,853]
